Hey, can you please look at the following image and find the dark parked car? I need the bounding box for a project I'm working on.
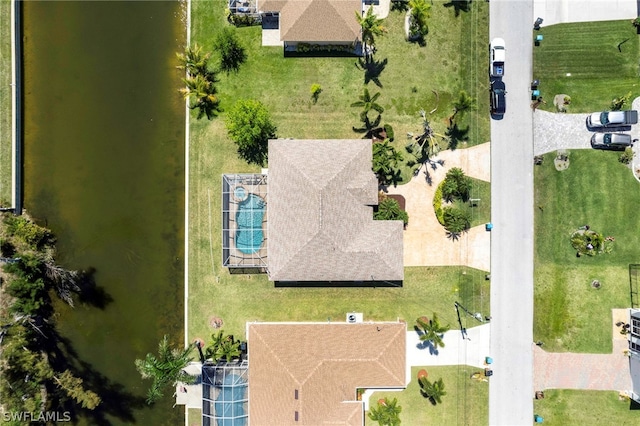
[590,133,633,150]
[490,80,506,115]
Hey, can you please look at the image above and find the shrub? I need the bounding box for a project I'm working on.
[375,198,409,226]
[441,167,471,202]
[310,84,322,104]
[4,216,53,249]
[226,99,277,166]
[619,147,635,164]
[433,182,445,225]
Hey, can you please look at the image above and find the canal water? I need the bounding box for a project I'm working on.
[23,1,186,424]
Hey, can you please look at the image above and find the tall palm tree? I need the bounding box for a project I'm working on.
[135,335,195,404]
[180,74,221,120]
[351,88,384,122]
[355,6,387,53]
[418,376,447,405]
[176,43,211,77]
[414,110,446,160]
[451,90,476,121]
[416,313,450,349]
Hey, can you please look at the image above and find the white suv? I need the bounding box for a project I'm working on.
[490,38,505,77]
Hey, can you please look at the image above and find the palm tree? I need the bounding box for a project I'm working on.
[176,43,211,77]
[451,90,476,121]
[180,74,221,120]
[408,0,431,41]
[416,313,450,349]
[368,397,402,426]
[135,335,196,404]
[205,330,242,362]
[414,110,446,161]
[419,376,447,405]
[372,140,403,182]
[356,6,387,54]
[351,88,384,122]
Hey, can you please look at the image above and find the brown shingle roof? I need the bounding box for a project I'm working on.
[267,139,403,282]
[248,322,407,425]
[260,0,361,43]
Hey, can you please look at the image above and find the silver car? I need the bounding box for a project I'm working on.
[590,133,633,150]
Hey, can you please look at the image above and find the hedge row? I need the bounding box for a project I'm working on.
[433,181,445,225]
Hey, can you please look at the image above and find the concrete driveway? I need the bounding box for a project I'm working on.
[534,0,638,26]
[533,110,592,155]
[385,143,491,272]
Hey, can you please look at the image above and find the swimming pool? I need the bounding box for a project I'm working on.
[235,194,265,254]
[214,374,247,426]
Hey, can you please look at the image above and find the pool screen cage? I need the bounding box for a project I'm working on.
[202,360,249,426]
[222,174,268,270]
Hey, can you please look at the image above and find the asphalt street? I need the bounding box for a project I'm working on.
[489,1,535,425]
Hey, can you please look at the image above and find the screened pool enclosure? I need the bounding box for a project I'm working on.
[222,174,268,269]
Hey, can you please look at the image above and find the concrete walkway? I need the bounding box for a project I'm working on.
[534,309,632,392]
[386,143,491,272]
[533,0,637,26]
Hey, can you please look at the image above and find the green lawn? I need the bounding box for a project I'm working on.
[534,150,640,352]
[533,390,640,425]
[532,20,640,113]
[0,0,13,204]
[366,366,489,426]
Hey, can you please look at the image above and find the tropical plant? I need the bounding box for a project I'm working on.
[570,229,611,256]
[205,330,242,362]
[441,167,472,202]
[416,313,450,349]
[408,0,431,43]
[610,91,632,111]
[135,335,196,404]
[620,146,635,164]
[310,83,323,104]
[351,87,384,122]
[419,376,447,405]
[372,140,403,185]
[632,16,640,29]
[375,197,409,226]
[180,73,221,120]
[226,99,277,166]
[450,90,476,122]
[368,397,402,426]
[214,27,247,74]
[442,206,471,233]
[176,43,211,77]
[356,6,387,53]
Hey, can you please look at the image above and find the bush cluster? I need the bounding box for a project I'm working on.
[296,43,354,53]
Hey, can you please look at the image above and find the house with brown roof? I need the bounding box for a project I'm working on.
[258,0,362,52]
[267,139,404,283]
[247,321,407,425]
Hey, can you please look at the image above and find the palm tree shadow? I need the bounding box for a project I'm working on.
[444,0,472,17]
[446,122,469,151]
[413,325,439,355]
[357,56,388,88]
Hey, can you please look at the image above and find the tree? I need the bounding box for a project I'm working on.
[372,140,403,185]
[451,90,476,121]
[135,335,195,404]
[225,99,277,166]
[214,27,247,74]
[368,397,402,426]
[375,197,409,226]
[414,110,446,161]
[205,330,242,362]
[408,0,431,43]
[416,313,450,349]
[54,370,101,409]
[351,88,384,122]
[442,206,471,233]
[441,167,472,202]
[356,6,387,53]
[176,43,212,77]
[419,376,447,405]
[180,73,221,120]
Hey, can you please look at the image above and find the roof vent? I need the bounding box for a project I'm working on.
[346,313,363,323]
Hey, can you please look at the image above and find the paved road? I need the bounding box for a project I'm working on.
[489,1,535,425]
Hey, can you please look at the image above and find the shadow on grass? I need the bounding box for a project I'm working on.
[356,56,388,88]
[444,0,472,17]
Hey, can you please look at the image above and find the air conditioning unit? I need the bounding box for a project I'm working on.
[346,313,363,324]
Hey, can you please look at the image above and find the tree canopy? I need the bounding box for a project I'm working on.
[356,7,387,52]
[225,99,277,166]
[214,27,247,74]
